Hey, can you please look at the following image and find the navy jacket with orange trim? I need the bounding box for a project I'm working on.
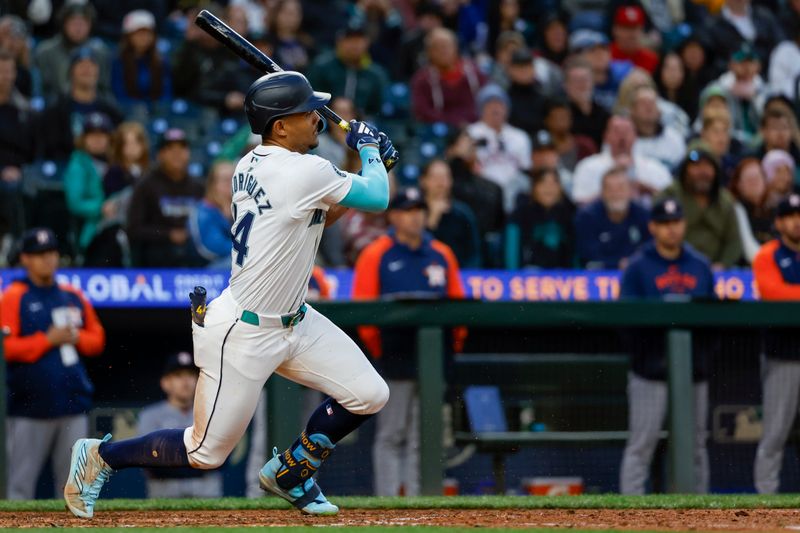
[352,230,466,379]
[753,239,800,359]
[1,278,105,418]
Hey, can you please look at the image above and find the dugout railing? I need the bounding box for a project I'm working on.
[2,301,800,497]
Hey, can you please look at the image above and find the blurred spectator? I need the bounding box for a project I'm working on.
[655,51,697,123]
[563,57,610,148]
[127,128,203,267]
[0,49,33,251]
[677,32,716,115]
[439,0,487,54]
[535,12,569,67]
[768,14,800,101]
[225,3,250,37]
[505,47,544,136]
[619,197,714,495]
[0,15,32,97]
[188,161,234,270]
[711,42,764,146]
[505,167,575,269]
[707,0,783,75]
[137,351,223,497]
[610,5,659,74]
[575,166,650,270]
[445,128,505,266]
[40,46,123,161]
[341,208,389,266]
[313,97,359,172]
[111,10,171,106]
[541,99,597,176]
[614,68,690,139]
[762,149,798,208]
[569,29,633,111]
[347,0,404,72]
[752,193,800,494]
[572,115,672,204]
[467,84,532,213]
[268,0,314,72]
[1,228,105,499]
[63,112,116,262]
[171,10,251,116]
[754,108,800,171]
[488,30,525,89]
[33,3,111,102]
[487,0,535,56]
[411,27,486,125]
[699,108,743,179]
[231,0,267,35]
[729,157,774,263]
[92,1,166,41]
[104,121,149,199]
[630,85,687,170]
[418,159,481,268]
[307,20,388,117]
[660,149,742,268]
[353,187,465,497]
[394,1,443,81]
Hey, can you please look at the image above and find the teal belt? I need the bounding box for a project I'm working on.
[241,303,307,328]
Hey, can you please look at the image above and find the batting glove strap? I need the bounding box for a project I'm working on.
[346,120,380,152]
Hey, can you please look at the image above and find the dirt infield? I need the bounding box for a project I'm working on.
[3,508,800,530]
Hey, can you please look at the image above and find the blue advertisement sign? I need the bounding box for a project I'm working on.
[0,269,757,307]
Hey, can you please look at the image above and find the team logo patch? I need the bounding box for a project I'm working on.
[330,162,347,178]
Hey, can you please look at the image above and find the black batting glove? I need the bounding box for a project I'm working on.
[378,131,400,171]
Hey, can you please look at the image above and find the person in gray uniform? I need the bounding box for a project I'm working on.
[137,352,222,498]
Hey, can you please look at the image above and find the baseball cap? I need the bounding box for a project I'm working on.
[69,46,99,69]
[476,84,510,113]
[686,148,717,166]
[83,112,113,133]
[614,5,645,27]
[157,128,188,150]
[731,42,759,62]
[388,187,427,210]
[510,47,534,66]
[162,351,197,376]
[122,9,156,34]
[650,197,684,222]
[337,19,367,40]
[20,227,58,254]
[776,193,800,218]
[569,29,609,53]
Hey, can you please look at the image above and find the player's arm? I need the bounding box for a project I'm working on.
[753,243,800,300]
[68,288,106,356]
[325,204,349,227]
[339,121,390,212]
[1,284,52,363]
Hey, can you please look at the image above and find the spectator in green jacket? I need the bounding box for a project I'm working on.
[659,148,742,268]
[64,112,114,258]
[306,20,388,117]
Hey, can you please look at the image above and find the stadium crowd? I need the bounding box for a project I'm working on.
[0,0,799,271]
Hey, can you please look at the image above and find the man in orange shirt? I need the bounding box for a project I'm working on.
[753,193,800,493]
[353,188,465,496]
[1,228,105,499]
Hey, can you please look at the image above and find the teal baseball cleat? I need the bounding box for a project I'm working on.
[259,447,339,515]
[63,433,114,518]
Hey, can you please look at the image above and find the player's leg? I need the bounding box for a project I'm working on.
[620,373,668,494]
[403,383,421,496]
[754,358,800,493]
[52,414,88,497]
[7,417,58,499]
[261,306,388,513]
[372,379,414,496]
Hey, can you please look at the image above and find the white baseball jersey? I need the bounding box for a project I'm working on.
[227,145,352,315]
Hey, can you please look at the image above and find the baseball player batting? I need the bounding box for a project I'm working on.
[63,71,398,517]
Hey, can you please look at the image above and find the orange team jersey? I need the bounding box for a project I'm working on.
[753,240,800,300]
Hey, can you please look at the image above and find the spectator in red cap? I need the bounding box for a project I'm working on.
[610,5,659,74]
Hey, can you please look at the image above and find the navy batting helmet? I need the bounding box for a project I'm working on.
[244,71,330,136]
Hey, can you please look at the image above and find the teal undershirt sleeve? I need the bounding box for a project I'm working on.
[339,146,389,211]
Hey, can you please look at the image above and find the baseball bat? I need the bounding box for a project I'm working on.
[194,9,350,132]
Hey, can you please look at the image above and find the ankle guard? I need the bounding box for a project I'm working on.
[276,431,334,491]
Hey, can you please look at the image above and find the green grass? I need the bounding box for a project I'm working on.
[0,494,799,512]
